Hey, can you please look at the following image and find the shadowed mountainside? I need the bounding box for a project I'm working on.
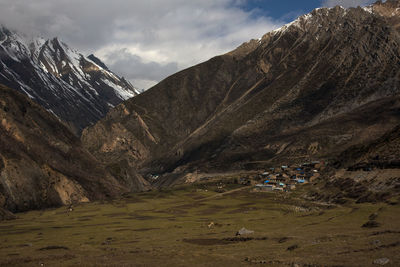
[335,124,400,170]
[0,84,150,215]
[82,1,400,186]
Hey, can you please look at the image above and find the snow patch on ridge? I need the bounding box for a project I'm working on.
[0,26,140,131]
[363,6,374,14]
[102,78,136,100]
[269,5,351,37]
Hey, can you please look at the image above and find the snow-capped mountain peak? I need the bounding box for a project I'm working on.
[0,26,139,133]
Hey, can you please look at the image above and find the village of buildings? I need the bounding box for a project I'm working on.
[149,160,326,193]
[251,161,325,192]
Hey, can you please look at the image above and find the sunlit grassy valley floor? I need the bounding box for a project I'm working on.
[0,181,399,266]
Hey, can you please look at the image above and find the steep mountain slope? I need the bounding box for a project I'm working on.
[305,121,400,205]
[0,83,149,215]
[82,1,400,185]
[335,123,400,170]
[0,27,139,133]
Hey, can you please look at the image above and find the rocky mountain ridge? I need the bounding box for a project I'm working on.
[0,83,150,215]
[0,26,139,133]
[82,0,400,187]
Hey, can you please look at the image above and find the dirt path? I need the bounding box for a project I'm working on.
[200,186,252,201]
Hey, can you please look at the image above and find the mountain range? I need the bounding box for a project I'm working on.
[0,26,139,134]
[82,0,400,187]
[1,0,400,214]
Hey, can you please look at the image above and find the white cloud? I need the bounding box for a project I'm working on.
[104,48,179,86]
[321,0,375,8]
[0,0,283,89]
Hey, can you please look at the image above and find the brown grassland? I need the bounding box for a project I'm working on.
[0,181,399,266]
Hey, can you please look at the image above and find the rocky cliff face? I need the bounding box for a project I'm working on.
[82,1,400,185]
[0,84,149,215]
[0,27,139,134]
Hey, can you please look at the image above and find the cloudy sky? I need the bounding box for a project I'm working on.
[0,0,375,89]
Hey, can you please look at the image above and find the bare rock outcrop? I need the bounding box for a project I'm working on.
[0,84,132,216]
